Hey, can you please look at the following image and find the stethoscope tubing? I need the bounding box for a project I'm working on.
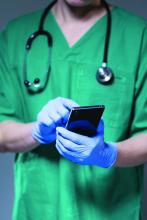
[23,0,114,93]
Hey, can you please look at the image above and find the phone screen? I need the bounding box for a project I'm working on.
[66,105,105,137]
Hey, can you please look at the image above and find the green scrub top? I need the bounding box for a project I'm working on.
[0,6,147,220]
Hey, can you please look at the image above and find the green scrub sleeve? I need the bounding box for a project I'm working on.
[130,27,147,136]
[0,30,23,123]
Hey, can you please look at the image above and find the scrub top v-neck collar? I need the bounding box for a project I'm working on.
[46,7,116,52]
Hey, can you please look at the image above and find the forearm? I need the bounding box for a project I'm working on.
[0,120,39,153]
[115,134,147,167]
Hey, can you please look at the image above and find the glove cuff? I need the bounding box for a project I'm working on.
[106,142,118,167]
[32,122,49,144]
[97,142,118,168]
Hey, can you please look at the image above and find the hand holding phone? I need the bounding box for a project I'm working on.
[56,117,117,168]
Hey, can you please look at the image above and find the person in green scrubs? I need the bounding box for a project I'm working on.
[0,0,147,219]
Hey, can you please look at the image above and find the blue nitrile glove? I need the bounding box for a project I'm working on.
[56,119,117,168]
[32,97,79,144]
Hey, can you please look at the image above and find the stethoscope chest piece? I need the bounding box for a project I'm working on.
[96,63,113,85]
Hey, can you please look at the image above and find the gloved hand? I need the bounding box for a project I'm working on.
[32,97,78,144]
[56,119,117,168]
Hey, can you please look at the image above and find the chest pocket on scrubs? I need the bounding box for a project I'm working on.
[76,64,132,129]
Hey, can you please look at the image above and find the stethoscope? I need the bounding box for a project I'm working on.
[23,0,113,93]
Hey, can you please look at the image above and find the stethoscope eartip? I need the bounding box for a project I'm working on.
[34,78,40,88]
[24,80,31,87]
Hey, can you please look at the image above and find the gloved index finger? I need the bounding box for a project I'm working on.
[56,127,90,145]
[59,98,79,110]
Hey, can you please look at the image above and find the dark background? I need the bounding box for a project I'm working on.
[0,0,147,219]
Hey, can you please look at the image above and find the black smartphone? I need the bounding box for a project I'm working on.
[66,105,105,137]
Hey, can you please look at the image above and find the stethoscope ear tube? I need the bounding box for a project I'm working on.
[26,30,53,50]
[23,30,52,93]
[96,0,114,85]
[23,0,57,93]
